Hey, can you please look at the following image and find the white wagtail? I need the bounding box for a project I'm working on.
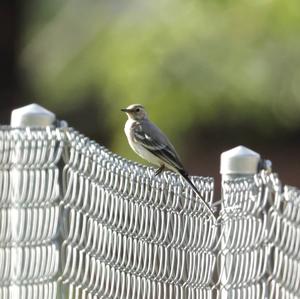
[121,104,216,220]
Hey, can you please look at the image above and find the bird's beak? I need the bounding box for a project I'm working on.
[121,108,131,113]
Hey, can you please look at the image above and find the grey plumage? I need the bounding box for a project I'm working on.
[122,104,216,220]
[133,119,185,172]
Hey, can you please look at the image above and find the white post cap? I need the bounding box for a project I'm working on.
[220,145,260,175]
[11,103,56,127]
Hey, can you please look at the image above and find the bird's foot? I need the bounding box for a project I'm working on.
[155,165,165,176]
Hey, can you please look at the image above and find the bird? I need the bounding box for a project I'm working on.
[121,104,216,220]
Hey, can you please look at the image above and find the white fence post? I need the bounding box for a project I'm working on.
[9,104,64,299]
[220,145,260,180]
[11,103,56,127]
[220,145,261,298]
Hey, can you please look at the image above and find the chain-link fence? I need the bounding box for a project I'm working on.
[0,124,299,299]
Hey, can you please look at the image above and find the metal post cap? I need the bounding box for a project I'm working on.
[220,145,261,175]
[11,103,56,127]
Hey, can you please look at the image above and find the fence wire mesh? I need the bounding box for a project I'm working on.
[0,127,299,299]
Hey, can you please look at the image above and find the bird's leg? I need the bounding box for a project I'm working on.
[155,165,165,176]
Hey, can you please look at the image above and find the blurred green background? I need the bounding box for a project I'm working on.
[1,0,300,187]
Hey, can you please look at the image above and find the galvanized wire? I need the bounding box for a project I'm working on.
[267,185,300,299]
[0,127,63,299]
[219,172,276,298]
[0,127,299,299]
[60,129,217,299]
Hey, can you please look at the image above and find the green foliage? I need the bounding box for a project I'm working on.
[20,0,300,157]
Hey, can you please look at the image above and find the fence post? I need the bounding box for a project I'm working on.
[220,145,260,180]
[219,145,261,298]
[9,104,64,299]
[11,103,56,127]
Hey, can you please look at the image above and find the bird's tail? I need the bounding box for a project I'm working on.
[179,170,216,221]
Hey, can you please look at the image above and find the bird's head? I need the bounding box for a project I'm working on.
[121,104,148,120]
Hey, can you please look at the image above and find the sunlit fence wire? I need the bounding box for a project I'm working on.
[0,127,299,299]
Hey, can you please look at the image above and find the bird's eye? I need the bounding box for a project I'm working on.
[136,108,140,112]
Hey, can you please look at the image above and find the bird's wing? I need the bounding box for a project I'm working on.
[132,121,216,219]
[132,121,185,172]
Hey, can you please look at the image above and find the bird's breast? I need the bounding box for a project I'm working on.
[124,120,161,166]
[124,119,136,139]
